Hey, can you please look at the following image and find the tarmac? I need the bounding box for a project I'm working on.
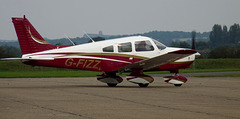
[0,76,240,119]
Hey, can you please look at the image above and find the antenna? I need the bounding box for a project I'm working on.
[83,31,95,42]
[64,34,75,45]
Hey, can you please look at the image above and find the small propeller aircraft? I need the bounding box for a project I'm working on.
[1,15,200,87]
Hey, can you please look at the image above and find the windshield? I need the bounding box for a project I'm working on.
[152,39,166,50]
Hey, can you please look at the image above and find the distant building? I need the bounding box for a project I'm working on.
[83,31,110,38]
[99,31,103,35]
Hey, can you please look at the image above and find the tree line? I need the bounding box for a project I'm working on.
[208,23,240,58]
[171,23,240,58]
[0,46,21,58]
[209,24,240,48]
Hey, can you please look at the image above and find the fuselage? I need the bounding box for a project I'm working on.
[22,36,198,72]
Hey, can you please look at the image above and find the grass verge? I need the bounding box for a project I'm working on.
[0,71,101,78]
[196,74,240,77]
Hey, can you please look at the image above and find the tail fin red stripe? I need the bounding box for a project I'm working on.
[12,16,56,54]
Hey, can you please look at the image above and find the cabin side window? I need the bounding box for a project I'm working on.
[118,42,132,52]
[103,45,114,52]
[135,40,154,51]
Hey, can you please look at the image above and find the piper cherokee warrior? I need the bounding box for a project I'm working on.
[1,15,200,87]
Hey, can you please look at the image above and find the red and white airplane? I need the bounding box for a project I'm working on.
[2,15,200,87]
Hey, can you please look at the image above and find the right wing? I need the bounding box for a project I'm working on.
[117,49,197,73]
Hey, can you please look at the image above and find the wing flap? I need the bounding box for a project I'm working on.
[117,49,197,72]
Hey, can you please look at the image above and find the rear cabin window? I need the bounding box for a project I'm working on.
[118,42,132,52]
[135,40,154,51]
[103,45,114,52]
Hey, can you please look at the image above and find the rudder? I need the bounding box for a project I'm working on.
[12,15,56,54]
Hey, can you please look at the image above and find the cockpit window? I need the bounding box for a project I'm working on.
[135,40,154,51]
[153,39,166,50]
[103,45,114,52]
[118,42,132,52]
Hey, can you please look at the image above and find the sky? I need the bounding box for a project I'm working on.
[0,0,240,40]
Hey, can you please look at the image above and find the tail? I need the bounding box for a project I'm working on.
[12,15,56,55]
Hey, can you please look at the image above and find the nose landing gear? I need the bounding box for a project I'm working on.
[163,71,187,87]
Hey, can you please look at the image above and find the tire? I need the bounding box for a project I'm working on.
[174,84,182,87]
[107,83,117,87]
[138,83,149,87]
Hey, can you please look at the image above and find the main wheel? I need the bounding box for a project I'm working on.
[107,83,117,87]
[138,83,149,87]
[174,84,182,87]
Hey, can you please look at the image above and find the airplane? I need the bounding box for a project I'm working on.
[1,15,200,87]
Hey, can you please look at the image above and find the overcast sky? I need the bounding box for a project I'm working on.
[0,0,240,40]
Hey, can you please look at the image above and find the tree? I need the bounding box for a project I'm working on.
[88,37,105,43]
[55,42,63,45]
[222,25,228,45]
[171,41,190,48]
[209,24,223,48]
[0,46,21,58]
[209,24,240,49]
[196,41,209,50]
[229,23,240,44]
[209,46,228,58]
[209,45,240,58]
[191,31,196,49]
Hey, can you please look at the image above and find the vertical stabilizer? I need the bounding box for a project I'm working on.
[12,15,56,54]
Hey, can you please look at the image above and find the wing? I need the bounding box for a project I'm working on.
[116,49,197,73]
[0,57,54,61]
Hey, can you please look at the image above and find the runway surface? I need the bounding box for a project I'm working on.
[0,76,240,119]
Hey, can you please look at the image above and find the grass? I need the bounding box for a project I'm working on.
[0,61,101,78]
[0,71,101,78]
[0,59,240,78]
[192,58,240,69]
[196,74,240,77]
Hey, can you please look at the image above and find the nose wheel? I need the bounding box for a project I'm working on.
[107,83,118,87]
[138,83,149,87]
[174,84,183,87]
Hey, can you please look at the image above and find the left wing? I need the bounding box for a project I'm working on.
[117,49,197,73]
